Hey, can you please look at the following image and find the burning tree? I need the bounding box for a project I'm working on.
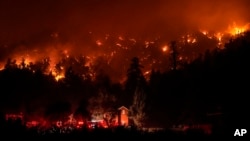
[4,58,18,70]
[129,86,146,128]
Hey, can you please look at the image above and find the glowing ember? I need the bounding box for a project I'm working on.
[162,45,168,52]
[116,43,122,47]
[118,36,124,40]
[96,40,103,46]
[201,30,208,35]
[144,71,150,75]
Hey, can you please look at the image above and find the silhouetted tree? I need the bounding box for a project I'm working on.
[19,58,26,69]
[64,66,82,88]
[91,56,113,82]
[77,55,92,81]
[125,57,146,106]
[94,70,111,90]
[148,69,162,108]
[45,101,72,122]
[4,58,18,70]
[170,41,178,71]
[74,99,90,122]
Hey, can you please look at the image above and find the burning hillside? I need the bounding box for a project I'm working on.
[0,0,250,82]
[1,1,250,136]
[0,23,249,82]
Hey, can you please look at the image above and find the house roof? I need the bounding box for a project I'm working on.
[118,106,129,111]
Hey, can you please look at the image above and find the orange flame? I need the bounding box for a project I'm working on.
[227,23,249,36]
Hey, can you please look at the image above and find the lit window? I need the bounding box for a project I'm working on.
[122,109,125,115]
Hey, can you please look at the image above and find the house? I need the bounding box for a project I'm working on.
[88,106,129,128]
[117,106,129,126]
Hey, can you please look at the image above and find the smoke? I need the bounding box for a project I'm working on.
[1,0,249,39]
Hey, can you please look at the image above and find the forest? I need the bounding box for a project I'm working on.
[0,31,249,136]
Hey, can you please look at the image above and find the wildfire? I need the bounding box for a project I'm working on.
[201,30,208,36]
[0,65,4,71]
[54,73,65,81]
[1,22,249,83]
[227,23,249,36]
[182,34,197,44]
[187,37,196,44]
[198,22,250,48]
[215,32,223,47]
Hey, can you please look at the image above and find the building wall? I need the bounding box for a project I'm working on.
[118,108,128,126]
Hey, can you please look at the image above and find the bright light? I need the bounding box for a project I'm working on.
[91,119,103,122]
[162,45,168,52]
[96,40,102,46]
[201,30,208,35]
[227,23,249,36]
[121,121,125,125]
[0,65,4,71]
[78,121,84,125]
[116,43,122,47]
[215,32,223,42]
[118,36,124,40]
[191,38,196,43]
[144,71,150,75]
[55,74,65,81]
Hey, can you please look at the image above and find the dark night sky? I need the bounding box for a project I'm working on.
[0,0,250,65]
